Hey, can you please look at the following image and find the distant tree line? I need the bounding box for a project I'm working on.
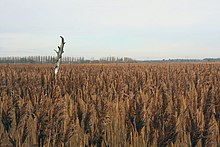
[0,56,136,64]
[203,58,220,62]
[142,58,220,63]
[0,56,56,64]
[163,58,220,62]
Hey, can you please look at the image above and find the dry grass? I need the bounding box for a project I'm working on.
[0,63,220,147]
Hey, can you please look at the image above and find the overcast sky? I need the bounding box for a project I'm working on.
[0,0,220,59]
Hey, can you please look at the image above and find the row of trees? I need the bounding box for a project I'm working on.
[0,56,136,64]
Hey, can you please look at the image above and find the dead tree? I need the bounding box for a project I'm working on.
[54,36,65,76]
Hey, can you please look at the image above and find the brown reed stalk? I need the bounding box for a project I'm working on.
[202,86,215,147]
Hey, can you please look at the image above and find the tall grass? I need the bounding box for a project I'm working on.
[0,63,220,146]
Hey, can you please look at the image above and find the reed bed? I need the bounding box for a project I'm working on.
[0,63,220,147]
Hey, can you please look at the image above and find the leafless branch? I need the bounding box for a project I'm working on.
[54,36,65,76]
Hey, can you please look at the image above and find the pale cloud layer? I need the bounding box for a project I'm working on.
[0,0,220,59]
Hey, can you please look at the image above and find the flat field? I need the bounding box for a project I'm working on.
[0,63,220,147]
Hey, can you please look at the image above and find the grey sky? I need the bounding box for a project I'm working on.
[0,0,220,59]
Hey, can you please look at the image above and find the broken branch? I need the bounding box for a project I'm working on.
[54,36,65,76]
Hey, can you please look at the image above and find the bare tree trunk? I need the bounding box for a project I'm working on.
[54,36,65,76]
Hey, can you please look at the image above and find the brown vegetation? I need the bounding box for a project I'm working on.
[0,63,220,146]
